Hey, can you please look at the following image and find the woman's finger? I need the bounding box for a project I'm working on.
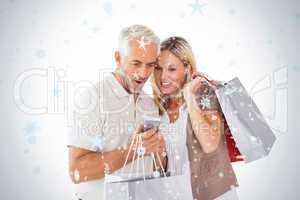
[192,71,220,88]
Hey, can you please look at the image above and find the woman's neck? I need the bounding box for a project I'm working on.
[168,96,184,110]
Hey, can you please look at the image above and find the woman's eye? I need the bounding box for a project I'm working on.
[168,68,176,72]
[155,66,162,70]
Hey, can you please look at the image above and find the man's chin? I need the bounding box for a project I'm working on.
[129,85,144,94]
[130,83,145,94]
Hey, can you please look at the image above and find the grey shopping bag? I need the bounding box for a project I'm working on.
[104,131,193,200]
[215,77,276,163]
[104,172,193,200]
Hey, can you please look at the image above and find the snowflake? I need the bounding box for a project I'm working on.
[137,36,150,51]
[250,136,257,142]
[127,124,134,133]
[224,87,238,95]
[132,71,140,80]
[35,49,46,59]
[211,114,218,121]
[137,146,145,156]
[103,1,112,15]
[53,84,61,97]
[291,65,300,72]
[92,25,101,33]
[33,166,41,174]
[199,96,211,109]
[189,0,206,15]
[23,121,41,144]
[153,171,160,178]
[229,9,236,15]
[248,112,254,121]
[92,136,105,152]
[104,163,110,174]
[74,170,80,182]
[218,171,224,178]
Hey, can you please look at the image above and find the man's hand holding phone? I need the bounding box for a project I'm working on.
[142,127,166,156]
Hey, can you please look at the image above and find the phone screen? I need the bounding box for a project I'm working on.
[143,117,160,131]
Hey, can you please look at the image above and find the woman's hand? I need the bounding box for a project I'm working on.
[183,72,222,154]
[183,72,206,103]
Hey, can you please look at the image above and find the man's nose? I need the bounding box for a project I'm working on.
[139,65,150,78]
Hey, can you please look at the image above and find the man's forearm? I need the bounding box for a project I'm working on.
[70,147,134,183]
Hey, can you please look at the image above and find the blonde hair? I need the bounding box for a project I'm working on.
[151,36,197,115]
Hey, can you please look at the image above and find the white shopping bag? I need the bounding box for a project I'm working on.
[104,172,193,200]
[104,132,193,200]
[215,77,277,163]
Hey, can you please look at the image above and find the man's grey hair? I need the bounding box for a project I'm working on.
[118,24,160,58]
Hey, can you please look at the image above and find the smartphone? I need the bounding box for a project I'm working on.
[143,116,160,132]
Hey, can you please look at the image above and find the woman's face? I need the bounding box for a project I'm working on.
[154,50,187,96]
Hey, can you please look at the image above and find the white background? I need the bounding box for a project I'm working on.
[0,0,299,199]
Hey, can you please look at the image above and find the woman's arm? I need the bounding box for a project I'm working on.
[183,76,222,153]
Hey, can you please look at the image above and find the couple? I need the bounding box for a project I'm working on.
[68,24,238,200]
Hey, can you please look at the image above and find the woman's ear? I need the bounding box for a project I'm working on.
[114,51,122,67]
[184,66,192,82]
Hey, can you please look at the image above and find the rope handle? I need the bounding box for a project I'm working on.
[121,132,167,179]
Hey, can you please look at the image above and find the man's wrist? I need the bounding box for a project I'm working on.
[123,146,135,163]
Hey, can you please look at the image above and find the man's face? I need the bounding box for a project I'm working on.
[116,38,158,94]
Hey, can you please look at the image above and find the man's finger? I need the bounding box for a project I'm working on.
[134,124,144,134]
[143,127,158,139]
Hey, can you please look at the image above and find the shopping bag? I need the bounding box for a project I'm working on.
[104,130,194,200]
[215,77,276,163]
[104,172,193,200]
[195,74,244,163]
[224,122,244,162]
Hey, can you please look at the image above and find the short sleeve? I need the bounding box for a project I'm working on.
[67,82,106,151]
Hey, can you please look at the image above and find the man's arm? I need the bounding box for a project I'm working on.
[68,146,134,184]
[68,127,165,184]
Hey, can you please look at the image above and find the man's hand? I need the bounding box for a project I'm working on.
[143,128,166,156]
[131,126,166,156]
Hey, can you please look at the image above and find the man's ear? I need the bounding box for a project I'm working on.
[114,51,122,67]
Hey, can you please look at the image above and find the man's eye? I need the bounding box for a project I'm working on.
[155,66,162,70]
[132,62,140,66]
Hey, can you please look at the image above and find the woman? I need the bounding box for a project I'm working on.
[152,37,239,200]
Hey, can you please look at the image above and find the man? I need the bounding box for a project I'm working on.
[68,25,166,200]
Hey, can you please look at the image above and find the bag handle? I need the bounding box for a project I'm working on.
[121,131,167,180]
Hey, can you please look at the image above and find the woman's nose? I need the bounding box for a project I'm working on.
[161,69,169,80]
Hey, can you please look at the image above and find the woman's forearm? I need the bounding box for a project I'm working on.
[186,96,222,153]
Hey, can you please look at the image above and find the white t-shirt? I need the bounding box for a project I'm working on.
[67,73,159,200]
[159,105,190,176]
